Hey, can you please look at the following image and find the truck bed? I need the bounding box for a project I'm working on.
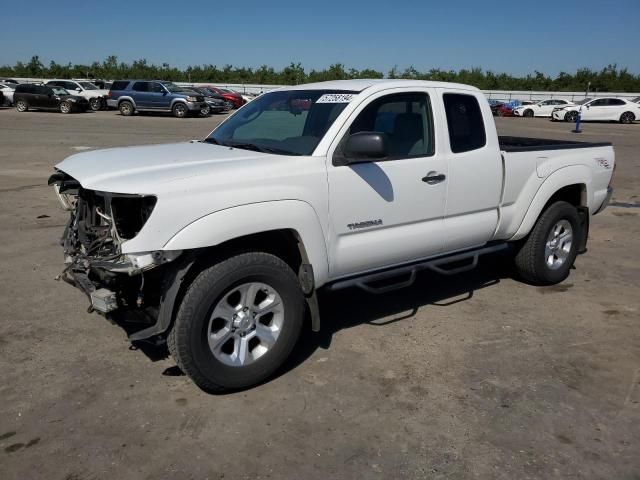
[499,136,611,152]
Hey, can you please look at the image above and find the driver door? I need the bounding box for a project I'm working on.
[581,99,606,120]
[326,89,447,278]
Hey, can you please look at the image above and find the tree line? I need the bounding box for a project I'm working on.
[2,56,640,92]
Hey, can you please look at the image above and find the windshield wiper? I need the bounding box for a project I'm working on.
[203,138,294,155]
[225,142,285,154]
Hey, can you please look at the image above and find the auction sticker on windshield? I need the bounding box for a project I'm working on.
[316,93,356,103]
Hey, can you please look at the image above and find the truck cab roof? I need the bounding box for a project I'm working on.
[281,79,480,93]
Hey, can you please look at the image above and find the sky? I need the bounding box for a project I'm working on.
[1,0,638,76]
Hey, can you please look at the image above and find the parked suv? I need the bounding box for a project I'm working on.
[14,84,89,113]
[107,80,207,118]
[46,80,108,111]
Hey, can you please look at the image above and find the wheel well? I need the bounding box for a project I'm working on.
[162,229,308,339]
[202,229,305,271]
[544,184,586,210]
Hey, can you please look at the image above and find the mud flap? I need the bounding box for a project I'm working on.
[577,206,589,254]
[127,259,195,342]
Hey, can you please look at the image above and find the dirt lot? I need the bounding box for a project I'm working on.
[0,108,638,480]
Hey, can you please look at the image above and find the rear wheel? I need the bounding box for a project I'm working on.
[514,201,581,285]
[168,252,305,392]
[89,97,102,111]
[172,102,188,118]
[620,111,635,124]
[565,111,578,123]
[119,100,134,116]
[15,99,28,112]
[59,101,72,114]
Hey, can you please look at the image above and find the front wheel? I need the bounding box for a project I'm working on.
[168,252,305,391]
[514,201,581,285]
[565,111,578,123]
[59,101,72,114]
[523,109,534,118]
[172,102,188,118]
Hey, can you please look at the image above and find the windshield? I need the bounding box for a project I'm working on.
[575,98,592,105]
[78,81,99,90]
[163,82,184,93]
[205,90,357,156]
[51,87,69,95]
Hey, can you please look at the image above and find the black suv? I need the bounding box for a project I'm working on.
[14,84,89,114]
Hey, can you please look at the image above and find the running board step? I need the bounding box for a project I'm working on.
[328,243,508,294]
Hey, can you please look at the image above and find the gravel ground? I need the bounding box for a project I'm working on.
[0,107,638,480]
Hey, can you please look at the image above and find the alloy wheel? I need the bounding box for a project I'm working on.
[544,220,573,270]
[207,282,284,367]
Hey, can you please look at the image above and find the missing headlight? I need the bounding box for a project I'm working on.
[110,195,157,239]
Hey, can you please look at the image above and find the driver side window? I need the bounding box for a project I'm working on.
[149,83,165,93]
[346,92,434,159]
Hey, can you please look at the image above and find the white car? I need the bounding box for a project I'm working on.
[552,97,640,124]
[46,80,109,111]
[50,79,615,391]
[513,99,574,118]
[0,82,15,106]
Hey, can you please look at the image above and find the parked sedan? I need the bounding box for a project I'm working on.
[552,97,640,124]
[513,99,573,118]
[205,86,245,109]
[0,82,15,106]
[197,87,233,110]
[14,84,89,113]
[185,87,228,113]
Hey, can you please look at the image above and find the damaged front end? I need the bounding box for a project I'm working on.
[49,171,186,341]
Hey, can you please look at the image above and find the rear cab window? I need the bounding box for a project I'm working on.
[443,93,486,153]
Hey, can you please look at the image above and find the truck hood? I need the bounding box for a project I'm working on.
[55,141,277,194]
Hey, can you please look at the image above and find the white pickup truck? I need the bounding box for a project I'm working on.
[49,79,615,391]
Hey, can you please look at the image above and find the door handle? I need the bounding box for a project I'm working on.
[422,172,446,184]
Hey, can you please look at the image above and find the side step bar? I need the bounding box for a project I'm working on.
[327,243,509,294]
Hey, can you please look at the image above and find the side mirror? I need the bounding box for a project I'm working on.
[75,87,82,92]
[337,132,389,165]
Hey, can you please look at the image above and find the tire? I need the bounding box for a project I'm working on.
[565,111,578,123]
[119,100,134,116]
[620,111,635,124]
[89,97,102,111]
[59,101,72,114]
[200,105,210,116]
[168,252,305,391]
[523,109,534,118]
[514,201,581,285]
[15,99,28,112]
[172,102,188,118]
